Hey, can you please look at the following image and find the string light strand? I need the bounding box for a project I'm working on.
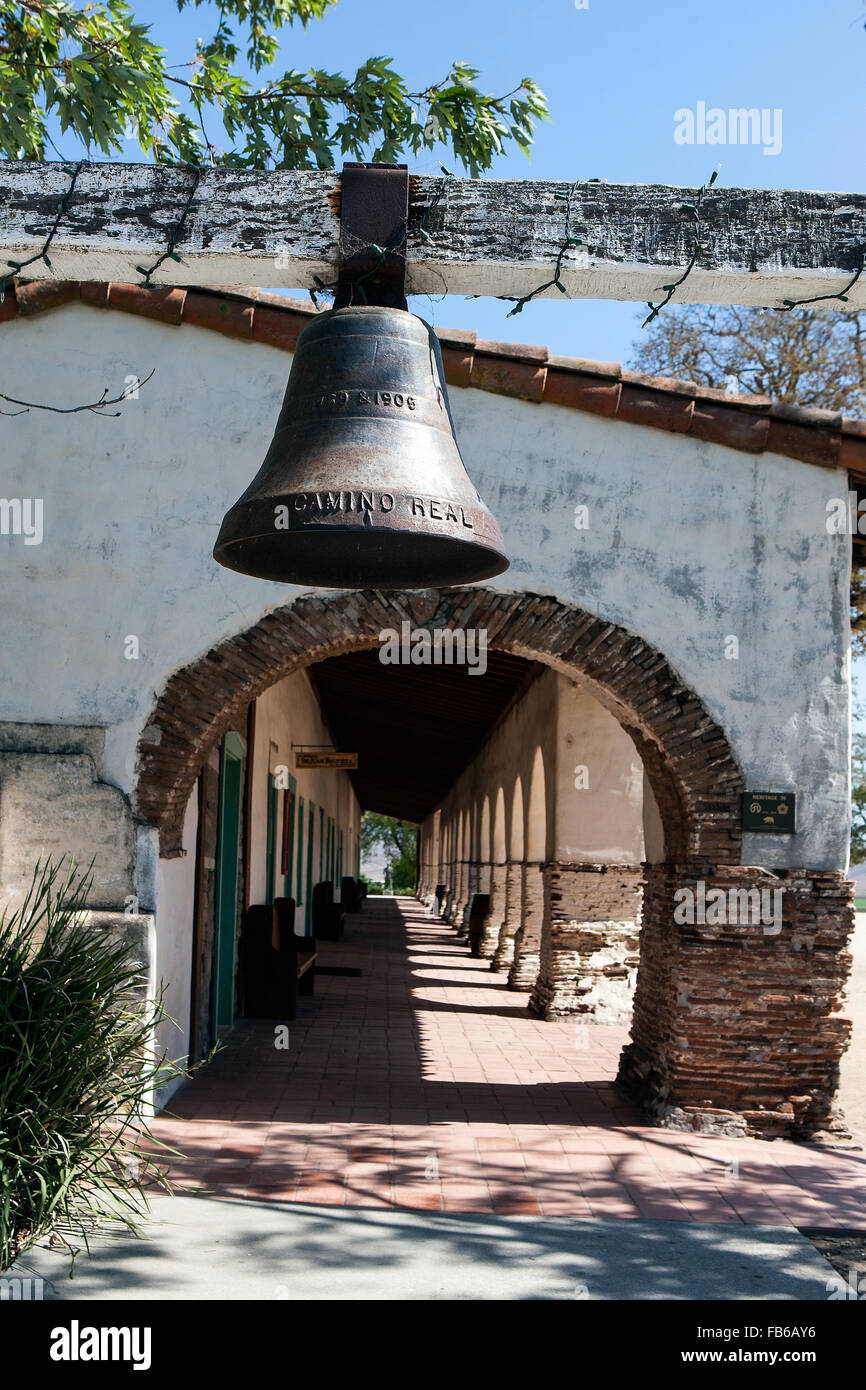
[642,170,718,329]
[1,160,85,300]
[136,166,203,287]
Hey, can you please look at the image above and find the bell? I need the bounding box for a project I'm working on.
[213,304,509,589]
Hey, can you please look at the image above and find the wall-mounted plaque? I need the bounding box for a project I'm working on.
[295,750,358,770]
[742,792,796,833]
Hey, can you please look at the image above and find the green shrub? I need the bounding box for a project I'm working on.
[0,858,183,1272]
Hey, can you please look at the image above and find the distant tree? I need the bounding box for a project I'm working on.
[361,812,418,893]
[630,304,866,648]
[631,304,866,412]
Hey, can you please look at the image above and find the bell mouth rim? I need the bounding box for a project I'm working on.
[212,528,510,590]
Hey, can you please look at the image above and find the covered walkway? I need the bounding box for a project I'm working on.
[151,898,866,1227]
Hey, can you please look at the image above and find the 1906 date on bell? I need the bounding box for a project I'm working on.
[315,390,417,411]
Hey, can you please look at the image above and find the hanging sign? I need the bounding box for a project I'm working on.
[295,750,358,770]
[742,792,796,833]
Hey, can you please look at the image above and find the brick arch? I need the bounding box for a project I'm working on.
[136,588,744,863]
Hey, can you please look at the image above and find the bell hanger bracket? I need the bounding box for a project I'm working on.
[333,162,409,311]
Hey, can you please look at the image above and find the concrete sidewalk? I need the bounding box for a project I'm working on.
[12,1194,840,1301]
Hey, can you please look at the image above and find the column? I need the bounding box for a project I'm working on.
[508,861,544,990]
[529,861,642,1020]
[617,865,855,1138]
[492,861,524,971]
[475,861,507,958]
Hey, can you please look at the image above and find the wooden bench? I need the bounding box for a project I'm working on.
[274,897,317,998]
[311,879,345,941]
[341,875,364,913]
[466,893,491,959]
[240,900,317,1021]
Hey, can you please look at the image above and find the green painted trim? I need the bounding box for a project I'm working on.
[296,796,305,901]
[305,803,315,934]
[265,773,279,906]
[283,773,297,898]
[213,729,245,1033]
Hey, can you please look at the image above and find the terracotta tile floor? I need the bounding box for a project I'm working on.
[150,897,866,1226]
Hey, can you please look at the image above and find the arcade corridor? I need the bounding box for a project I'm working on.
[150,898,866,1226]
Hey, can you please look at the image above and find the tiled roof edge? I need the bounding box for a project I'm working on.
[3,280,864,478]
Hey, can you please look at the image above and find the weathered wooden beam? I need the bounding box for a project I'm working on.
[2,161,865,308]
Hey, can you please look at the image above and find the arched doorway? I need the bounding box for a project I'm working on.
[137,588,741,863]
[140,587,842,1134]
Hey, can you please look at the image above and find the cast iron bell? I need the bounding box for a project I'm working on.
[213,304,509,588]
[213,162,509,590]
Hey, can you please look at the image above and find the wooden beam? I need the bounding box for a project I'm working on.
[2,161,866,308]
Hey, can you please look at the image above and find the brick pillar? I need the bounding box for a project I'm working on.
[529,862,642,1021]
[476,861,492,894]
[442,863,457,921]
[458,862,480,934]
[509,862,544,991]
[477,862,507,957]
[617,865,855,1139]
[492,862,524,971]
[451,859,471,930]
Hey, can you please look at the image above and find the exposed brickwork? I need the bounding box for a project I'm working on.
[529,863,643,1022]
[441,875,458,924]
[7,280,866,481]
[617,864,855,1138]
[492,862,524,970]
[458,862,480,932]
[509,862,545,991]
[136,590,744,863]
[451,860,471,930]
[477,863,507,958]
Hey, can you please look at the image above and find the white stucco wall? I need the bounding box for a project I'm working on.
[434,668,559,864]
[555,680,644,862]
[154,787,197,1104]
[0,302,851,868]
[428,671,645,867]
[249,668,360,910]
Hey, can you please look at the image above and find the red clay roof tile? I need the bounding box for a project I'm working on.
[618,383,694,433]
[469,354,546,402]
[183,290,253,339]
[690,402,770,454]
[544,368,620,417]
[15,281,79,315]
[108,283,186,324]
